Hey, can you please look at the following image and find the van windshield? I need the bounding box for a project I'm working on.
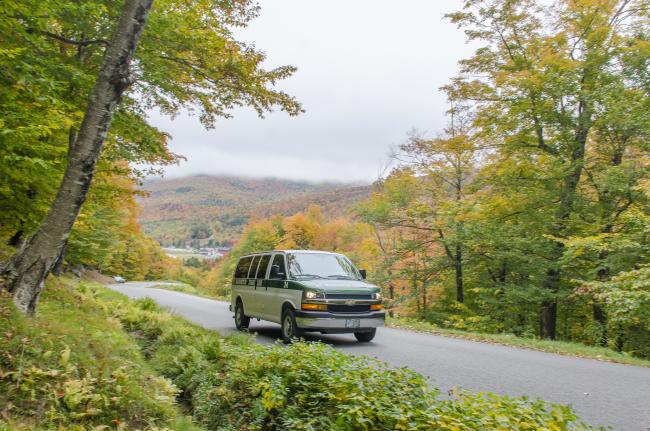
[286,253,361,280]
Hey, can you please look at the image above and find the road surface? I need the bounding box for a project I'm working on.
[109,282,650,431]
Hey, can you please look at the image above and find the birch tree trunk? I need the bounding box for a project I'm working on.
[0,0,154,315]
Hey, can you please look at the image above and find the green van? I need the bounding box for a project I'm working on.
[230,250,384,343]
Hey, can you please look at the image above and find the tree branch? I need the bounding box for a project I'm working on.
[28,28,109,46]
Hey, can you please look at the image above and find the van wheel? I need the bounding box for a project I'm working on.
[281,308,301,344]
[234,300,250,330]
[354,329,376,342]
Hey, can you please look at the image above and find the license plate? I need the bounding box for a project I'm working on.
[345,319,360,329]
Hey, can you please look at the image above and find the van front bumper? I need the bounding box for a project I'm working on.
[295,310,385,332]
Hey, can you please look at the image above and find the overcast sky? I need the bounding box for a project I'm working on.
[150,0,473,183]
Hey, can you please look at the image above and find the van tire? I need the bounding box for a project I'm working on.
[234,300,250,330]
[354,329,376,342]
[281,308,301,344]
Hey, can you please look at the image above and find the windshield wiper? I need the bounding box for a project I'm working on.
[326,275,355,280]
[293,274,323,279]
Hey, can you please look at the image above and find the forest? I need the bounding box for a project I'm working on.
[365,0,650,357]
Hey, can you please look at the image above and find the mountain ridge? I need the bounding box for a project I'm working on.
[138,174,372,246]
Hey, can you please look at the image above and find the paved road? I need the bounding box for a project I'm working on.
[109,282,650,431]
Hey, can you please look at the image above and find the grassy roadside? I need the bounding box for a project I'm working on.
[147,281,227,300]
[387,316,650,368]
[0,278,201,431]
[1,278,599,430]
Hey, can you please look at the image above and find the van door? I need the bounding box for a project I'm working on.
[254,254,272,320]
[265,253,290,324]
[245,255,261,317]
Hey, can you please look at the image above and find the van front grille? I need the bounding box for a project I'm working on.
[328,304,371,313]
[325,293,372,300]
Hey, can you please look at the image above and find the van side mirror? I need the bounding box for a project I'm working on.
[270,264,285,279]
[359,269,367,279]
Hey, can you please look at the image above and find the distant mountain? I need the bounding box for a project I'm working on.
[138,175,371,247]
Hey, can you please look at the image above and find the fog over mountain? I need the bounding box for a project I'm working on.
[139,175,372,246]
[149,0,472,183]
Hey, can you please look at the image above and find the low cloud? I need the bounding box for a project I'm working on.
[149,0,472,183]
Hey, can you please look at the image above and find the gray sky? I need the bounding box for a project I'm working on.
[150,0,473,183]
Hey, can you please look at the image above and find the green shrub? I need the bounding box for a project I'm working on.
[179,341,593,431]
[189,342,436,430]
[150,329,224,404]
[434,392,587,431]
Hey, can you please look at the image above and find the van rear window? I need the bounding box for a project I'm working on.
[234,256,253,279]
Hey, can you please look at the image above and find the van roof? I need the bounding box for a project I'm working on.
[239,250,339,258]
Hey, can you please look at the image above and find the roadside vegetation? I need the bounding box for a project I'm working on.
[387,317,650,368]
[149,281,225,300]
[0,278,199,431]
[1,277,597,430]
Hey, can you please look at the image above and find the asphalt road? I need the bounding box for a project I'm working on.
[108,282,650,431]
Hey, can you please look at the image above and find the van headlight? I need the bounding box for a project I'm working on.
[373,292,382,300]
[304,291,325,300]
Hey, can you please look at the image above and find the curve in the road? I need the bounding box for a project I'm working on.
[108,282,650,431]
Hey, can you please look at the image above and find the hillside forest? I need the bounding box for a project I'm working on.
[139,175,371,247]
[1,0,649,364]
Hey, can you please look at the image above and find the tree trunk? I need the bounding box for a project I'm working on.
[454,166,464,304]
[455,244,463,303]
[422,280,427,310]
[615,333,625,352]
[413,266,420,315]
[51,239,68,277]
[540,252,561,339]
[587,144,624,345]
[592,247,610,346]
[7,189,37,247]
[539,96,590,339]
[540,298,558,339]
[388,281,395,318]
[0,0,154,315]
[592,302,607,346]
[438,228,464,304]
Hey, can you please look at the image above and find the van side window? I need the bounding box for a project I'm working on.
[234,256,253,279]
[270,254,286,279]
[256,254,272,279]
[247,255,261,278]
